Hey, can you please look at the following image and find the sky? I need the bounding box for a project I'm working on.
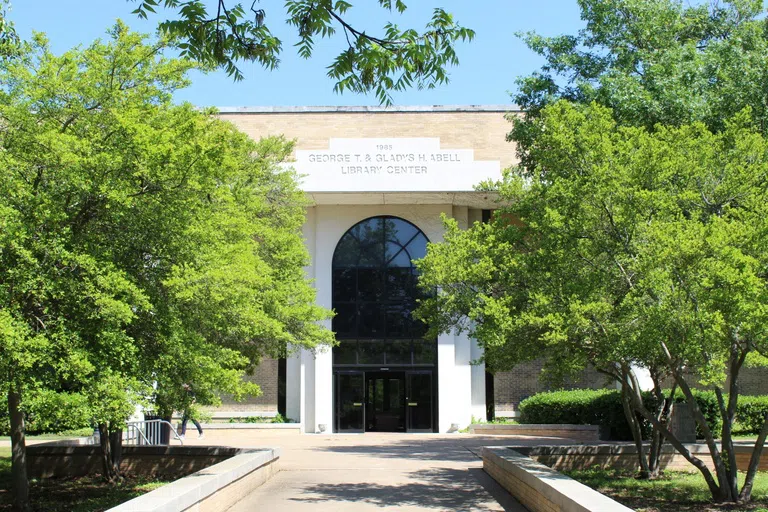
[7,1,585,108]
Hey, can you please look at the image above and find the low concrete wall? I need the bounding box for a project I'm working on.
[512,443,768,473]
[470,424,600,441]
[27,444,248,479]
[483,446,634,512]
[107,448,280,512]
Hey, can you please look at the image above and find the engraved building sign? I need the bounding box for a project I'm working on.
[293,138,501,192]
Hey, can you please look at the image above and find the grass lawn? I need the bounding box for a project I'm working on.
[565,467,768,512]
[0,447,169,512]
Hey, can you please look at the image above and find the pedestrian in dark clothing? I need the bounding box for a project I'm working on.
[178,383,204,440]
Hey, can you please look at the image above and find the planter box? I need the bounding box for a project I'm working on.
[483,446,633,512]
[470,423,601,441]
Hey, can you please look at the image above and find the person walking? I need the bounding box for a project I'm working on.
[178,383,204,440]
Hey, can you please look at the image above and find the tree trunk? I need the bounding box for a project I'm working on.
[109,429,123,470]
[739,412,768,502]
[98,423,120,482]
[619,369,650,478]
[647,380,674,478]
[8,383,30,512]
[628,373,724,500]
[659,340,732,502]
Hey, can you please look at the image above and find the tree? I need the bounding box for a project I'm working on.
[513,0,768,131]
[0,0,18,58]
[128,0,475,104]
[0,23,333,507]
[417,101,768,503]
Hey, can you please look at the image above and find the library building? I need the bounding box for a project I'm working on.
[211,105,607,433]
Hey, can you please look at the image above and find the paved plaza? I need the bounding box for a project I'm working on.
[180,431,559,511]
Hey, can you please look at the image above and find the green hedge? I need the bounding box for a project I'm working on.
[735,396,768,434]
[0,391,92,436]
[517,388,724,441]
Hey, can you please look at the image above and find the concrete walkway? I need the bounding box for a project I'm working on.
[180,431,558,511]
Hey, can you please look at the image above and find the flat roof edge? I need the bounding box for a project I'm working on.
[215,105,520,114]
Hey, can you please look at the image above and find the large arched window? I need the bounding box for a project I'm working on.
[332,216,435,366]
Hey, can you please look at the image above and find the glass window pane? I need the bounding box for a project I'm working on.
[405,234,427,261]
[385,303,411,338]
[333,341,358,365]
[333,235,360,267]
[357,218,385,267]
[386,268,413,300]
[386,242,413,267]
[388,218,418,244]
[387,340,412,365]
[358,303,384,338]
[409,313,428,338]
[357,268,384,301]
[358,340,386,364]
[333,268,356,302]
[333,303,357,338]
[413,340,436,365]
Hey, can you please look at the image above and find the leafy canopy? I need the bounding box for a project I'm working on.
[130,0,475,104]
[418,101,768,385]
[416,101,768,501]
[514,0,768,131]
[0,22,334,427]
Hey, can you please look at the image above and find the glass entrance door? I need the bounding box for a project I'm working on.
[406,371,433,432]
[365,372,406,432]
[335,371,365,433]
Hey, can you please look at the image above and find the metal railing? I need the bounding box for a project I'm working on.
[125,419,184,446]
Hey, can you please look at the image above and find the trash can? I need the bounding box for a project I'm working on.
[670,402,697,443]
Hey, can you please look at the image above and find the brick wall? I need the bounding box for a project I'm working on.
[219,108,519,170]
[734,366,768,395]
[494,359,612,415]
[215,358,279,413]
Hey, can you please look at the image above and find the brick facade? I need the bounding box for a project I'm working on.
[494,360,611,416]
[215,358,279,413]
[218,106,520,171]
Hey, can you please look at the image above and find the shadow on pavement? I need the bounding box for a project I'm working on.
[309,434,579,462]
[289,466,526,511]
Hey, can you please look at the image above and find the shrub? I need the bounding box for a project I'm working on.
[0,391,93,436]
[518,388,726,441]
[736,396,768,434]
[518,389,626,436]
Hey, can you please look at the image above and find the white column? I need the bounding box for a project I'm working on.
[286,350,301,423]
[437,332,456,433]
[467,208,487,421]
[313,349,332,433]
[470,338,487,421]
[454,331,473,429]
[294,206,317,431]
[631,365,654,391]
[301,348,315,433]
[312,206,333,433]
[450,205,473,429]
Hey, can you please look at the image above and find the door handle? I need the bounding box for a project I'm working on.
[408,402,418,406]
[353,403,363,407]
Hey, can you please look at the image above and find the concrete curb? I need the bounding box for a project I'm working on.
[106,447,280,512]
[483,446,633,512]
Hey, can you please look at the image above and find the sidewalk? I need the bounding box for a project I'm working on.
[179,431,562,511]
